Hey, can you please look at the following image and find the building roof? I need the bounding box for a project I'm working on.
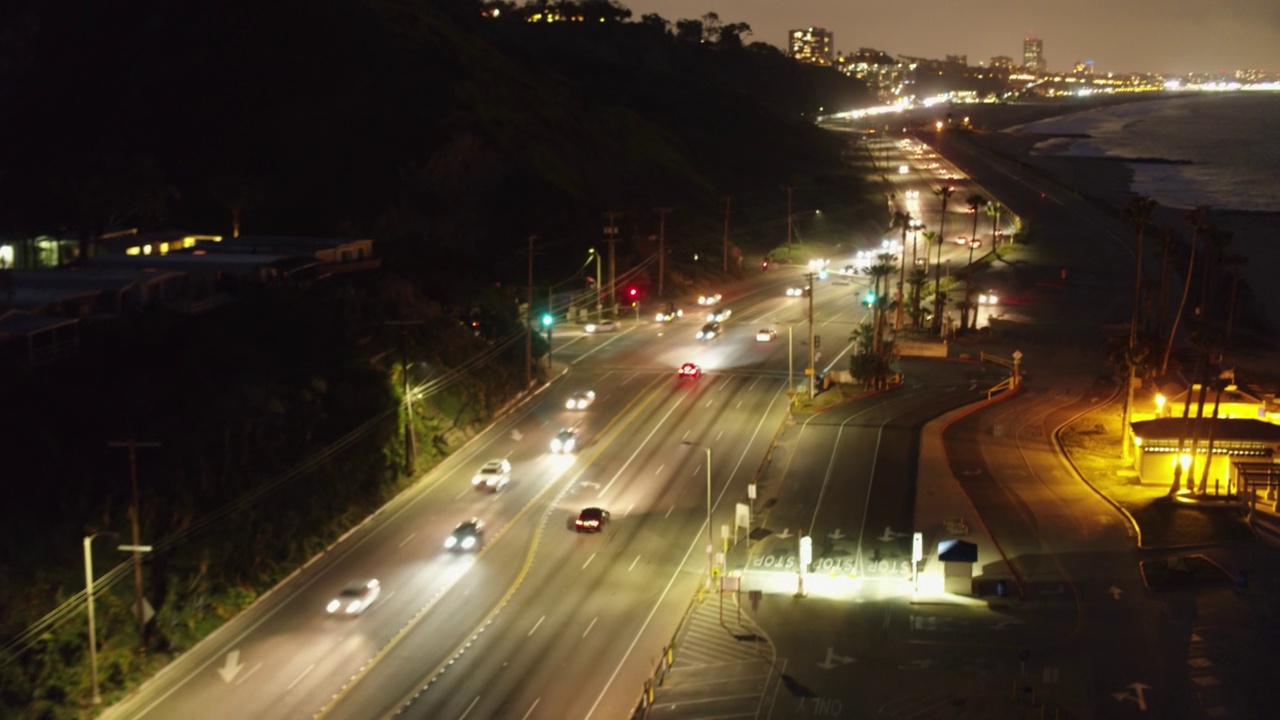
[219,235,370,251]
[1132,418,1280,444]
[0,309,78,337]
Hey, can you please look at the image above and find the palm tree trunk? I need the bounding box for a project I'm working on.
[1161,228,1199,374]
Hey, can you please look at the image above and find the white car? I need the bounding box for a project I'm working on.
[978,291,999,305]
[952,235,970,245]
[707,308,732,322]
[326,579,380,616]
[756,328,777,342]
[697,293,722,306]
[585,320,618,333]
[550,427,580,453]
[472,458,512,492]
[565,390,596,410]
[786,286,809,297]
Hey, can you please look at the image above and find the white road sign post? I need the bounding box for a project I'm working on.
[912,531,923,592]
[797,535,812,598]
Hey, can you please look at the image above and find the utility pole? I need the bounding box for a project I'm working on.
[603,213,620,316]
[807,271,816,399]
[723,196,731,273]
[655,206,673,297]
[786,186,793,252]
[525,234,536,387]
[386,320,425,474]
[107,438,159,653]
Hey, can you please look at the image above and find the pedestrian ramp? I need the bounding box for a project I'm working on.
[636,591,781,720]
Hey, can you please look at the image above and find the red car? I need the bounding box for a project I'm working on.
[678,363,702,379]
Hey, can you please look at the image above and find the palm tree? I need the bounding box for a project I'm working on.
[1120,196,1157,461]
[889,211,914,330]
[1162,207,1209,374]
[1221,251,1247,347]
[964,195,987,330]
[1201,227,1232,320]
[986,201,1005,248]
[931,185,954,332]
[866,252,898,364]
[907,266,929,329]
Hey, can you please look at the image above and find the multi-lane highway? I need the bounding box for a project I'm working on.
[101,129,1123,720]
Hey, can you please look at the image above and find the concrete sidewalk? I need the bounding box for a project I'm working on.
[911,400,1020,605]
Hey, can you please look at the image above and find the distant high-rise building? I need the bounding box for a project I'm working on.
[790,27,834,66]
[1073,60,1096,75]
[989,55,1015,71]
[1023,36,1046,72]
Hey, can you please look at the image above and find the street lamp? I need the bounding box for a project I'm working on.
[681,441,714,589]
[83,532,114,705]
[83,533,151,704]
[587,248,603,320]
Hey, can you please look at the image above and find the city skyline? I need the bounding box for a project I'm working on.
[620,0,1280,76]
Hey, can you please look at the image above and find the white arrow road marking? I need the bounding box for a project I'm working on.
[828,528,847,540]
[580,481,601,489]
[510,429,524,441]
[1109,585,1124,600]
[1113,682,1151,711]
[776,528,794,539]
[217,649,243,683]
[817,646,856,669]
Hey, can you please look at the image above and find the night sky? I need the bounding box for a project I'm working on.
[621,0,1280,76]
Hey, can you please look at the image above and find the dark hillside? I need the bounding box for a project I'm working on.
[0,0,873,282]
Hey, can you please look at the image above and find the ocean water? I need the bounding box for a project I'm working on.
[1008,92,1280,213]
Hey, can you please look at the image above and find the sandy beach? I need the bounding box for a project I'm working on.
[903,97,1280,386]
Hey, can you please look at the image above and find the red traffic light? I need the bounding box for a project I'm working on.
[628,287,638,297]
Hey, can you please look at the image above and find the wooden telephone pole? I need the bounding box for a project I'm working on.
[107,437,159,652]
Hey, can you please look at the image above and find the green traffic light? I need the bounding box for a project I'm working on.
[542,314,553,326]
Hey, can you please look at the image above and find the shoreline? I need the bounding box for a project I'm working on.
[907,98,1280,386]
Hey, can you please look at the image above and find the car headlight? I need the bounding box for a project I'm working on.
[346,600,363,614]
[445,536,457,548]
[566,400,575,409]
[327,599,341,613]
[565,439,576,452]
[461,536,476,549]
[585,324,596,332]
[551,439,562,451]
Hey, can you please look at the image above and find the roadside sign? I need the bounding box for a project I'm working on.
[912,532,923,562]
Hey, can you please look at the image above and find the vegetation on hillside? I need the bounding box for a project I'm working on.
[0,1,880,714]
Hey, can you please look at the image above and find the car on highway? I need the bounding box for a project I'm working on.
[574,507,610,533]
[706,308,732,322]
[697,293,722,306]
[654,304,683,322]
[677,362,702,379]
[905,189,919,199]
[785,286,808,297]
[952,235,970,245]
[472,458,511,492]
[584,320,618,333]
[978,290,999,305]
[326,579,381,616]
[565,390,596,410]
[756,328,777,342]
[550,427,580,453]
[444,519,485,551]
[967,238,983,249]
[696,322,720,340]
